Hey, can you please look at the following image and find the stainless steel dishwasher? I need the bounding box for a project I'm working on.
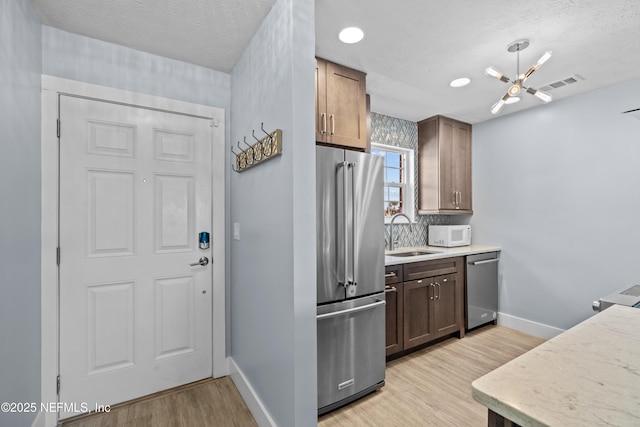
[466,252,499,329]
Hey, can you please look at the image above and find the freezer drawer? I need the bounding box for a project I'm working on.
[466,252,499,329]
[317,294,386,414]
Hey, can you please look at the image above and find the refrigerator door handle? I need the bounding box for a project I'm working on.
[316,299,386,320]
[341,161,349,289]
[350,162,357,287]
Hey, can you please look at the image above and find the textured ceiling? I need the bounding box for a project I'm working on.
[31,1,640,124]
[31,0,276,73]
[316,0,640,123]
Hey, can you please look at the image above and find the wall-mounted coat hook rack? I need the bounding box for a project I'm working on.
[231,123,282,173]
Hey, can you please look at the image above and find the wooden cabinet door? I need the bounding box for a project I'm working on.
[316,59,367,149]
[438,117,472,211]
[451,121,472,211]
[438,119,457,211]
[403,279,434,349]
[315,58,328,142]
[385,282,403,356]
[432,274,460,338]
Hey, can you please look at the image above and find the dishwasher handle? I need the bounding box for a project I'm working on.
[317,299,386,320]
[468,258,499,266]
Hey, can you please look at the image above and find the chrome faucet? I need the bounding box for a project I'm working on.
[389,213,412,251]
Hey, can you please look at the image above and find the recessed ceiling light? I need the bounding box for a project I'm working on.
[505,96,521,104]
[339,27,364,44]
[449,77,471,88]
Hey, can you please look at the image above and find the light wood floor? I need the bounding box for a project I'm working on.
[61,325,543,427]
[318,325,544,427]
[61,376,257,427]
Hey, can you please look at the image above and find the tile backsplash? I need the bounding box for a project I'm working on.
[371,112,451,249]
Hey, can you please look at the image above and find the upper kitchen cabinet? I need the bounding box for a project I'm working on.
[315,58,368,150]
[418,115,472,214]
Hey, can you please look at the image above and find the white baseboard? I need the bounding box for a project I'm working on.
[228,357,276,427]
[31,411,45,427]
[498,312,564,340]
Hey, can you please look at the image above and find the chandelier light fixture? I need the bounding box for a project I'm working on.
[485,39,553,114]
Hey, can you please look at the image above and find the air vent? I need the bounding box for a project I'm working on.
[539,74,585,92]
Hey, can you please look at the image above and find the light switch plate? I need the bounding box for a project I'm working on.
[233,223,240,240]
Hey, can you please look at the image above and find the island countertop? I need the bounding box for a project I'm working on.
[472,304,640,426]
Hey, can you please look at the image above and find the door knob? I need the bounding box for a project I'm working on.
[189,257,209,267]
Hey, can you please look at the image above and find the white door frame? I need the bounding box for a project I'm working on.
[41,75,227,427]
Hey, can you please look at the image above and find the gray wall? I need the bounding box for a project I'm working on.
[229,0,317,424]
[371,112,451,248]
[472,78,640,330]
[42,26,230,110]
[0,0,42,426]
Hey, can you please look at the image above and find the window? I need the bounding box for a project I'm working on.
[371,143,415,223]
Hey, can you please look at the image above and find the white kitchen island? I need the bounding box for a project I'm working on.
[472,304,640,426]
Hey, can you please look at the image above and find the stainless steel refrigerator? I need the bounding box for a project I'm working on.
[316,145,385,415]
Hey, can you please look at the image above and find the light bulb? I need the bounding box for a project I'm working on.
[534,90,553,103]
[484,66,503,79]
[338,27,364,44]
[449,77,471,88]
[536,51,552,67]
[507,83,521,96]
[490,99,505,114]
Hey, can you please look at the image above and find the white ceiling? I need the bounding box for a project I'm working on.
[316,0,640,123]
[31,0,276,73]
[31,0,640,124]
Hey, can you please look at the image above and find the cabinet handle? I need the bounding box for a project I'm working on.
[320,113,327,135]
[435,282,440,299]
[384,272,397,278]
[452,191,457,205]
[330,114,335,135]
[385,286,397,293]
[429,283,434,300]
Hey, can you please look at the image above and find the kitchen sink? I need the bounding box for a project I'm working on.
[388,250,440,257]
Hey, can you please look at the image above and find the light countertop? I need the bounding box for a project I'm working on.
[472,304,640,426]
[385,245,501,266]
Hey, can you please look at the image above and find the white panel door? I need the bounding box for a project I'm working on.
[58,95,213,418]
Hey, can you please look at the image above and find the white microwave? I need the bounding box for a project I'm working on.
[428,225,471,247]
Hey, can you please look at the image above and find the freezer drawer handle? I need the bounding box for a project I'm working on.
[338,379,354,390]
[468,258,499,266]
[317,299,386,320]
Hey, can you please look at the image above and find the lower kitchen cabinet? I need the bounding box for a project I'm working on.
[403,279,434,349]
[432,273,462,338]
[385,282,403,355]
[385,264,404,355]
[386,257,464,358]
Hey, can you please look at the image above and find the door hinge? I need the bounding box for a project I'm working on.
[56,247,60,266]
[56,375,60,394]
[57,119,60,138]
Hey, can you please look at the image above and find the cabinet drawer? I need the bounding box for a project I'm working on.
[385,264,403,285]
[403,257,463,282]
